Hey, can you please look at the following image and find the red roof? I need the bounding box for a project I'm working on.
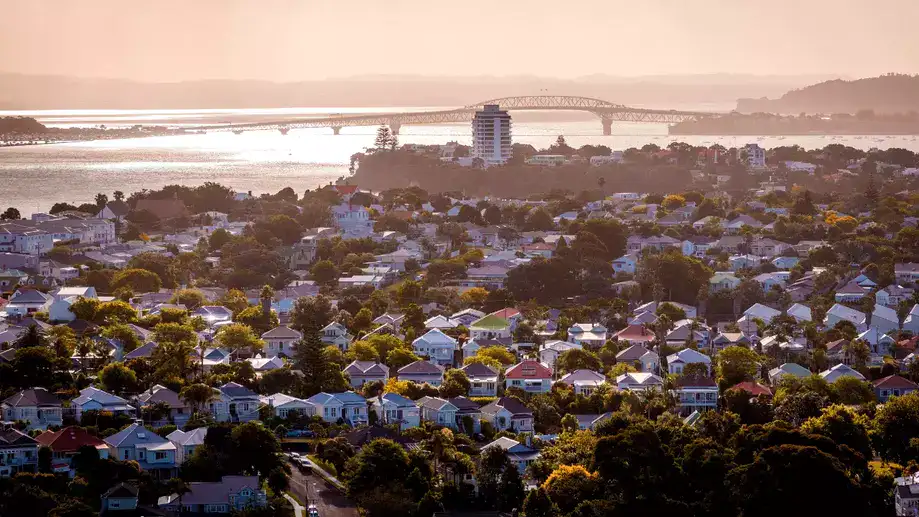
[898,336,919,351]
[334,185,359,196]
[873,375,919,390]
[35,426,106,452]
[615,324,655,340]
[490,308,520,319]
[730,381,773,397]
[505,360,553,379]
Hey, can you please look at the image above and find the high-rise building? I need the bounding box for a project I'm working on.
[472,104,512,166]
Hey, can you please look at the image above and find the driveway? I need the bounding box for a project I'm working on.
[288,466,359,517]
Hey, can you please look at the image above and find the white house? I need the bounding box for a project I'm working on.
[468,314,512,341]
[71,387,135,422]
[482,437,540,476]
[504,360,553,394]
[412,329,458,367]
[416,396,458,429]
[166,427,208,464]
[740,303,781,326]
[104,423,177,476]
[460,363,500,397]
[558,370,607,396]
[261,326,301,358]
[211,383,260,423]
[666,348,712,375]
[615,344,659,372]
[320,322,354,351]
[260,393,316,419]
[343,361,390,388]
[398,360,445,386]
[820,363,866,383]
[371,393,420,430]
[332,202,373,239]
[614,372,663,391]
[871,304,900,335]
[1,388,64,430]
[787,303,812,323]
[672,376,719,415]
[612,254,638,275]
[306,392,368,425]
[767,363,812,384]
[567,323,608,348]
[539,340,582,370]
[480,397,534,433]
[4,289,53,316]
[824,304,867,333]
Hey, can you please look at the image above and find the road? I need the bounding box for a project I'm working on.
[288,465,358,517]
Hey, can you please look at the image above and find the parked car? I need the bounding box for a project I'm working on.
[308,504,320,517]
[286,429,315,438]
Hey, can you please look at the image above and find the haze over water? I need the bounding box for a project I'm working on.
[3,106,919,216]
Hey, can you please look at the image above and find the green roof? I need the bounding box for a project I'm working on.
[470,314,510,330]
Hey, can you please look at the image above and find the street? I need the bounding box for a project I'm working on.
[288,466,359,517]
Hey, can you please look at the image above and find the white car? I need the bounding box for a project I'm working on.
[308,504,320,517]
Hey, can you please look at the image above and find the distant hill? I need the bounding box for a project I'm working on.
[737,74,919,114]
[0,72,825,110]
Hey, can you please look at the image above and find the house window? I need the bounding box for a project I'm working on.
[123,450,129,460]
[109,501,120,508]
[155,452,168,460]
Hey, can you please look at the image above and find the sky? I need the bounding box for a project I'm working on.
[1,0,917,82]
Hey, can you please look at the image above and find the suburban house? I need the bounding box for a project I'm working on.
[873,375,919,402]
[504,360,553,394]
[710,332,750,352]
[666,348,712,375]
[768,363,812,384]
[825,304,867,332]
[0,427,39,478]
[104,423,177,477]
[320,322,354,351]
[539,340,582,370]
[398,360,445,386]
[136,384,190,429]
[208,382,261,423]
[158,476,267,515]
[412,329,458,367]
[615,344,659,372]
[416,396,458,429]
[672,376,719,415]
[729,381,773,398]
[192,306,234,327]
[871,304,900,335]
[567,323,608,348]
[305,392,368,425]
[614,372,664,391]
[451,309,486,327]
[787,303,812,323]
[468,314,512,340]
[905,305,919,334]
[482,437,540,476]
[614,324,656,345]
[166,427,208,464]
[741,303,781,326]
[260,393,316,419]
[261,326,301,358]
[35,426,108,475]
[4,289,53,316]
[480,397,534,433]
[820,363,866,383]
[371,393,421,430]
[612,254,638,275]
[424,314,460,330]
[450,396,483,433]
[343,361,390,388]
[2,388,63,430]
[460,363,500,397]
[558,369,607,396]
[71,387,136,422]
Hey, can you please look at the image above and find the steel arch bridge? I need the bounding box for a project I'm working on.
[193,95,717,135]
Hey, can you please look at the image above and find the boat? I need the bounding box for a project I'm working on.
[233,130,243,135]
[279,127,290,135]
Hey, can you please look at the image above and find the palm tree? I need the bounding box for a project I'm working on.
[259,285,275,320]
[76,338,93,375]
[196,341,209,380]
[143,401,172,425]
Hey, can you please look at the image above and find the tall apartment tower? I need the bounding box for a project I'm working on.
[471,104,512,166]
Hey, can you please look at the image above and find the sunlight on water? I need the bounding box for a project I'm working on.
[2,107,919,215]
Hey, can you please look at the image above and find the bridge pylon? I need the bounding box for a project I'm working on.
[389,122,402,135]
[332,127,342,135]
[601,118,613,136]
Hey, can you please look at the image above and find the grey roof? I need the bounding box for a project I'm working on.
[616,343,652,362]
[2,388,61,408]
[73,387,133,408]
[9,289,53,304]
[343,360,389,376]
[398,360,444,375]
[219,382,258,399]
[166,427,208,446]
[159,476,261,506]
[459,362,499,378]
[448,396,481,412]
[125,342,158,360]
[104,423,169,448]
[261,326,302,339]
[416,396,456,412]
[481,397,532,417]
[0,427,38,447]
[137,384,187,409]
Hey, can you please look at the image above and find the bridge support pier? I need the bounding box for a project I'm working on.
[601,118,613,136]
[332,127,341,135]
[389,122,401,135]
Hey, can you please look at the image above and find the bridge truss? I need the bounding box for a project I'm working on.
[192,95,716,134]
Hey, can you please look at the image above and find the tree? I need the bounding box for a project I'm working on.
[234,305,279,334]
[831,377,875,405]
[94,300,138,325]
[373,126,396,151]
[555,349,602,374]
[1,207,21,220]
[12,347,55,388]
[525,208,555,231]
[461,287,489,307]
[349,341,380,362]
[729,445,869,517]
[656,302,687,322]
[99,362,138,396]
[263,214,304,245]
[872,390,919,463]
[294,331,331,397]
[386,348,421,371]
[661,194,686,210]
[37,445,52,473]
[560,414,579,433]
[152,322,198,345]
[127,252,178,287]
[230,421,285,478]
[801,405,872,463]
[522,487,559,517]
[541,464,599,514]
[716,346,760,387]
[475,346,517,366]
[343,439,425,517]
[290,295,334,334]
[180,383,218,414]
[215,323,264,357]
[110,268,162,293]
[439,369,470,398]
[170,289,207,310]
[310,260,339,287]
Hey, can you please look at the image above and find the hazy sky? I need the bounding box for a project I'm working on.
[2,0,917,82]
